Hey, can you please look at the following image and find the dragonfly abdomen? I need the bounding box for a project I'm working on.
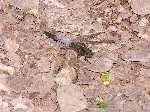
[44,31,72,46]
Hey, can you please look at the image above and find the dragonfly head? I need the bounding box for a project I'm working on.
[70,42,93,59]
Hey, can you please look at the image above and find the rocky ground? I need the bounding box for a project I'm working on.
[0,0,150,112]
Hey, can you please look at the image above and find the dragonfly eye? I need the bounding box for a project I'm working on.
[85,49,93,58]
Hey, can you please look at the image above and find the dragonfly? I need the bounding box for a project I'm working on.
[44,31,115,61]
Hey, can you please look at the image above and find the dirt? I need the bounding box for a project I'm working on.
[0,0,150,112]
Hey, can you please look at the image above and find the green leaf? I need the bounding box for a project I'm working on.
[100,72,111,85]
[95,98,107,112]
